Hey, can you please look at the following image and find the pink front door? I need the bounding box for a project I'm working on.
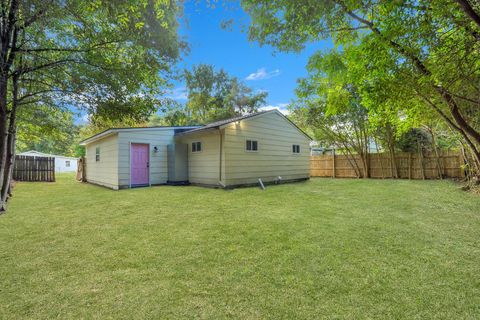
[131,143,149,186]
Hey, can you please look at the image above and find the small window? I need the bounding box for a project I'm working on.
[65,160,71,167]
[192,141,202,152]
[246,140,258,152]
[95,147,100,162]
[292,144,300,154]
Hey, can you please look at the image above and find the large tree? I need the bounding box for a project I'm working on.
[16,107,81,157]
[241,0,480,171]
[184,64,267,123]
[0,0,182,212]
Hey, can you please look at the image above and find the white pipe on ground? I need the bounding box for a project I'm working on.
[258,178,265,190]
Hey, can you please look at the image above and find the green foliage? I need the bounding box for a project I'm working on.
[184,64,267,123]
[16,107,82,157]
[15,0,183,123]
[148,109,200,127]
[242,0,480,163]
[396,128,432,153]
[78,115,150,141]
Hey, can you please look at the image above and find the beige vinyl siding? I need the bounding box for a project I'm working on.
[176,130,221,186]
[85,134,119,189]
[117,129,177,187]
[223,111,310,186]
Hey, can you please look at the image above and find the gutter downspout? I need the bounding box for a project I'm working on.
[218,129,224,187]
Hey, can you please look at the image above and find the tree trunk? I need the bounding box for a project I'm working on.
[1,126,16,207]
[455,0,480,29]
[0,73,19,211]
[428,127,443,179]
[416,91,480,171]
[0,77,9,212]
[359,151,369,178]
[435,87,480,146]
[418,141,426,180]
[0,0,19,212]
[341,143,362,178]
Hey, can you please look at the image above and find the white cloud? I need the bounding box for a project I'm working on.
[259,103,290,115]
[166,87,188,101]
[245,68,281,81]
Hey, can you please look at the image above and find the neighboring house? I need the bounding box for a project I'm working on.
[310,139,380,156]
[311,147,335,156]
[17,150,78,173]
[79,110,312,190]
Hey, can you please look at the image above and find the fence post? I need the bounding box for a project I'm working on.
[52,157,56,182]
[332,150,336,178]
[408,153,412,180]
[459,152,465,178]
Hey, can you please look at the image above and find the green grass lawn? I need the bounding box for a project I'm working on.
[1,175,479,319]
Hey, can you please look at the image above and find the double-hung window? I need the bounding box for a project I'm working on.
[246,140,258,152]
[192,141,202,152]
[292,144,300,154]
[95,147,100,162]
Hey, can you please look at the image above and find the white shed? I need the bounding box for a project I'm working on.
[17,150,78,173]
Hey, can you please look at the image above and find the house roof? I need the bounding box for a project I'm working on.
[18,150,78,160]
[175,109,312,140]
[79,110,312,145]
[174,110,271,136]
[79,126,201,145]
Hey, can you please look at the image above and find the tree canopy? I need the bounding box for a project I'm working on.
[0,0,184,211]
[184,64,267,123]
[242,0,480,172]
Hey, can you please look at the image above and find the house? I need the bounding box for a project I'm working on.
[79,110,312,190]
[17,150,78,173]
[311,147,335,156]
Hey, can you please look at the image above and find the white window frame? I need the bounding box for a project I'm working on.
[95,147,100,162]
[65,160,71,167]
[192,141,202,153]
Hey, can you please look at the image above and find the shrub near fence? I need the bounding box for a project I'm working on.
[310,151,464,179]
[13,155,55,182]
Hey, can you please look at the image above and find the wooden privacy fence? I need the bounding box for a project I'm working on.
[13,155,55,182]
[310,151,464,179]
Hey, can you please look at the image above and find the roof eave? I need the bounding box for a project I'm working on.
[79,130,117,146]
[79,126,202,145]
[175,127,219,137]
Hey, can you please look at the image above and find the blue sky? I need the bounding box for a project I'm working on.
[78,1,332,123]
[169,1,333,115]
